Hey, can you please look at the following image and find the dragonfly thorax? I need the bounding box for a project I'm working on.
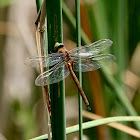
[58,47,71,62]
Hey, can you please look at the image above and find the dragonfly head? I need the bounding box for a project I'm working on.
[54,42,64,52]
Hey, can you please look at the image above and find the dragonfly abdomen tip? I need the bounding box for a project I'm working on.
[87,106,91,111]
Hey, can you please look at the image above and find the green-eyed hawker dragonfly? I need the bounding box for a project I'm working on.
[25,39,116,110]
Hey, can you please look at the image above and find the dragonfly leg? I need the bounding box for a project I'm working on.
[44,86,51,117]
[65,63,69,70]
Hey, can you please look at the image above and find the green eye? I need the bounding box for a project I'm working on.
[54,42,64,51]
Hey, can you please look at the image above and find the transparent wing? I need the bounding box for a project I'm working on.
[72,54,116,72]
[24,53,64,67]
[35,61,70,86]
[69,39,113,56]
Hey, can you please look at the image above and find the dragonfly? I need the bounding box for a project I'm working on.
[25,39,116,110]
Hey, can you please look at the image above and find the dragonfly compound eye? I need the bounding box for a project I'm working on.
[54,42,64,52]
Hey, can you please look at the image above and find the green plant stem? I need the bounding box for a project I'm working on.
[45,0,66,139]
[113,0,128,79]
[30,116,140,140]
[36,0,41,12]
[75,0,83,139]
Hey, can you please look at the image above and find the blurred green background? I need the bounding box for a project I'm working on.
[0,0,140,140]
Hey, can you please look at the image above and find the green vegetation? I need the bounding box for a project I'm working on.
[0,0,140,140]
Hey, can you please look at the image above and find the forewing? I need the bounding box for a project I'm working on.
[24,53,64,67]
[72,54,116,72]
[35,61,70,86]
[69,39,113,56]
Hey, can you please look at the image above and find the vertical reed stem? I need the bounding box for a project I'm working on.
[75,0,83,139]
[45,0,66,139]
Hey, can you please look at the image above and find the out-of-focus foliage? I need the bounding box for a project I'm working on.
[0,0,18,7]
